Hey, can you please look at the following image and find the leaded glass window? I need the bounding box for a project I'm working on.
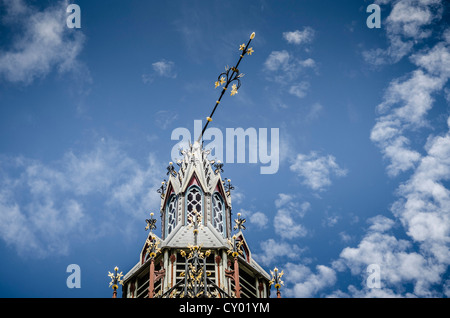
[166,195,177,236]
[186,186,202,223]
[212,193,224,236]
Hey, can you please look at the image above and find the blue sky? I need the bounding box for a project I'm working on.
[0,0,449,297]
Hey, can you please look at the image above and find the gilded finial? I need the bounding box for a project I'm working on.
[198,32,256,142]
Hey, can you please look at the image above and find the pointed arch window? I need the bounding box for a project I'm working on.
[186,186,203,223]
[166,194,177,236]
[212,193,225,236]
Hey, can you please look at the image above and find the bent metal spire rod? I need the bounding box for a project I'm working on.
[197,32,255,143]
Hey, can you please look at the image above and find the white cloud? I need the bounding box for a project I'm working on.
[381,135,421,176]
[343,16,450,296]
[142,59,177,83]
[275,194,311,216]
[284,263,336,297]
[370,40,449,177]
[0,139,161,258]
[336,229,445,297]
[0,190,38,255]
[290,152,347,191]
[255,239,304,266]
[306,102,323,121]
[152,59,177,78]
[330,284,405,298]
[410,41,450,77]
[364,0,443,65]
[0,0,86,84]
[339,232,352,243]
[273,194,309,239]
[386,0,441,39]
[263,30,317,108]
[367,215,396,233]
[299,58,315,68]
[300,3,450,299]
[376,70,444,125]
[274,193,295,209]
[263,50,315,84]
[274,209,308,240]
[288,81,310,99]
[391,122,450,259]
[282,27,315,45]
[1,0,32,27]
[141,73,153,84]
[264,50,290,72]
[238,209,269,229]
[322,214,340,228]
[335,122,450,296]
[444,280,450,297]
[249,212,269,229]
[231,189,244,205]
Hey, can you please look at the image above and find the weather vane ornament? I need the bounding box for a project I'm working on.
[145,212,157,232]
[227,234,244,258]
[167,162,177,177]
[146,233,161,259]
[213,160,224,174]
[234,212,246,231]
[108,266,123,298]
[224,178,235,197]
[269,267,284,298]
[157,180,167,199]
[198,32,256,142]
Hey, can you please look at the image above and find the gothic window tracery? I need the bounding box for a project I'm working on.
[186,186,202,223]
[212,193,224,236]
[166,195,177,236]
